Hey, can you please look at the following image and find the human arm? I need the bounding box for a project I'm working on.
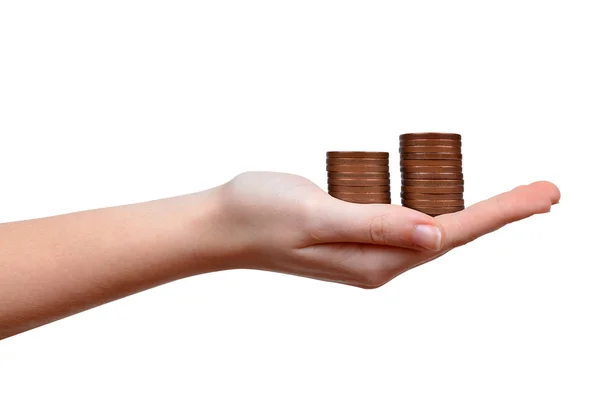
[0,172,560,339]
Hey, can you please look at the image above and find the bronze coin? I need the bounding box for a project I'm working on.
[402,179,464,186]
[402,199,465,207]
[401,153,462,160]
[328,178,390,186]
[329,185,391,193]
[402,172,463,179]
[327,164,389,172]
[327,157,389,165]
[326,151,389,159]
[401,159,462,167]
[401,193,463,199]
[328,172,390,179]
[399,132,461,140]
[400,146,462,154]
[401,185,464,193]
[401,165,462,173]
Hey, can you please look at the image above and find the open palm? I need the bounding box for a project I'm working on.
[219,172,560,288]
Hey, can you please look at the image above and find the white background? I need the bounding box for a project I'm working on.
[0,1,598,416]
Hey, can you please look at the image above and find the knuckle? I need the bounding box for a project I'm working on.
[448,216,468,248]
[369,215,390,245]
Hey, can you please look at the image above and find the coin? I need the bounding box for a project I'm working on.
[327,164,390,172]
[401,185,464,193]
[399,132,461,140]
[330,192,392,198]
[405,207,464,216]
[407,207,464,213]
[328,172,390,179]
[329,185,391,193]
[330,190,391,196]
[401,193,463,199]
[328,178,391,186]
[326,151,389,159]
[402,199,465,207]
[402,179,464,186]
[330,195,391,203]
[328,162,389,169]
[338,200,392,205]
[327,158,390,165]
[400,146,462,153]
[401,153,462,160]
[401,159,462,167]
[338,201,392,205]
[402,172,464,179]
[401,165,462,173]
[400,140,462,149]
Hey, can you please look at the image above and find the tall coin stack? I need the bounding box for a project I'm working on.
[327,151,391,204]
[399,133,464,216]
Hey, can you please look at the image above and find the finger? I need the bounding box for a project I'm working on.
[438,181,560,249]
[307,197,445,251]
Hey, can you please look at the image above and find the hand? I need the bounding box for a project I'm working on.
[217,172,560,288]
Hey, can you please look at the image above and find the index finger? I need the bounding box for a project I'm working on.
[437,181,561,250]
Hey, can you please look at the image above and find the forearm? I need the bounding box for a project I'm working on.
[0,186,230,339]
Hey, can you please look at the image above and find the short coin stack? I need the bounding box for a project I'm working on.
[399,133,464,216]
[327,151,391,204]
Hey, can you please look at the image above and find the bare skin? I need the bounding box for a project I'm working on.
[0,172,560,339]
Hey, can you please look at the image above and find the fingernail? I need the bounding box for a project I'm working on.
[413,225,442,250]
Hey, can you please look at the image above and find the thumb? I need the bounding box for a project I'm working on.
[308,197,445,251]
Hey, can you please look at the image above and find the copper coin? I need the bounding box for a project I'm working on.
[328,178,390,186]
[331,197,391,204]
[329,185,391,193]
[401,185,464,193]
[408,208,465,216]
[327,151,389,159]
[327,164,389,172]
[402,172,463,179]
[328,172,390,179]
[400,146,462,154]
[401,193,463,199]
[402,199,465,207]
[401,159,462,166]
[330,190,391,197]
[329,192,391,197]
[327,157,389,165]
[336,200,392,205]
[401,153,462,160]
[400,140,461,149]
[403,207,465,215]
[406,207,464,216]
[399,132,461,140]
[401,165,462,173]
[402,179,464,186]
[330,195,391,203]
[327,162,389,169]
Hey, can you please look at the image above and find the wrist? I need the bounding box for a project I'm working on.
[181,185,249,274]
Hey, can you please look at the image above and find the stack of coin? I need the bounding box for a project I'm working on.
[399,133,464,216]
[327,151,391,204]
